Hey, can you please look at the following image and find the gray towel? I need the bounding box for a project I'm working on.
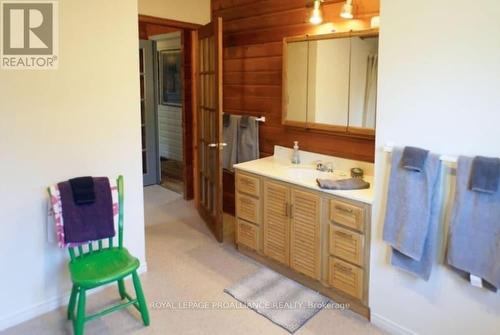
[223,114,240,171]
[240,115,250,128]
[237,116,259,163]
[401,146,429,172]
[469,156,500,194]
[316,178,370,190]
[223,113,231,128]
[383,147,442,280]
[447,156,500,289]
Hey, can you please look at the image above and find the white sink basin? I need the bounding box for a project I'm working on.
[285,166,348,181]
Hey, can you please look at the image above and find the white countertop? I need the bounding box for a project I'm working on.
[233,155,374,205]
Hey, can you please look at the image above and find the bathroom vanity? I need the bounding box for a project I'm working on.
[233,146,374,318]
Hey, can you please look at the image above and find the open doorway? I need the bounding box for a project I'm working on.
[139,15,236,245]
[153,32,184,194]
[138,15,198,200]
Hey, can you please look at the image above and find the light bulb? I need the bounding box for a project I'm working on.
[309,0,323,25]
[340,0,354,19]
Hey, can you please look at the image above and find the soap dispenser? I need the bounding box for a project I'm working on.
[291,141,300,164]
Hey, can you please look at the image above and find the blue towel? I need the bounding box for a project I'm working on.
[383,147,442,280]
[469,156,500,194]
[401,146,430,172]
[447,156,500,289]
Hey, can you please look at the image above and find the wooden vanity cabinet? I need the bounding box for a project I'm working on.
[289,188,321,280]
[327,198,370,303]
[261,180,321,281]
[263,181,290,265]
[235,170,371,318]
[235,172,262,251]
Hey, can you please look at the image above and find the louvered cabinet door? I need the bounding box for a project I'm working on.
[290,188,321,280]
[263,181,290,265]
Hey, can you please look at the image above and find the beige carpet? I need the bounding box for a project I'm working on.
[3,190,384,335]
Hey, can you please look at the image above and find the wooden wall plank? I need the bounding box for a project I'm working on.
[223,71,282,85]
[224,56,282,72]
[224,42,282,59]
[225,85,282,98]
[215,0,379,213]
[214,0,344,21]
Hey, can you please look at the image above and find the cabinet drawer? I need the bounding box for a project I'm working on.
[328,257,364,300]
[329,199,365,232]
[236,173,260,197]
[236,219,259,251]
[329,225,364,267]
[236,193,261,225]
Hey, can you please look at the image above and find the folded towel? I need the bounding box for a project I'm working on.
[238,116,259,163]
[58,177,115,243]
[223,115,240,171]
[69,176,95,205]
[391,179,442,280]
[401,146,429,172]
[48,178,119,248]
[469,156,500,194]
[447,156,500,289]
[223,113,231,128]
[240,115,249,128]
[383,147,441,280]
[316,178,370,190]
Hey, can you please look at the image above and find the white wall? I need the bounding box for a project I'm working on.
[138,0,211,25]
[0,0,145,330]
[371,0,500,334]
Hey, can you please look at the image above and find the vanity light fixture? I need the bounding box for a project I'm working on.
[340,0,354,19]
[309,0,323,25]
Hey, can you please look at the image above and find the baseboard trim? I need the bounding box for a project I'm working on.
[371,313,417,335]
[0,262,148,332]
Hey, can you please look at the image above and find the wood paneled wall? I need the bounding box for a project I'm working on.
[212,0,379,162]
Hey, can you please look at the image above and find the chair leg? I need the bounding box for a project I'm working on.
[132,271,150,326]
[118,279,126,299]
[68,285,78,320]
[74,288,86,335]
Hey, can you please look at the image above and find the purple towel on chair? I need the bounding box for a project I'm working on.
[58,177,115,243]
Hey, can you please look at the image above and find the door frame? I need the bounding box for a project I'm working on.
[139,15,201,200]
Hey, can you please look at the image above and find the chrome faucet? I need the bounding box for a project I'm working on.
[316,161,334,173]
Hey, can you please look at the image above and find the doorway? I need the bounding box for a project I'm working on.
[138,15,198,200]
[139,15,234,245]
[154,32,184,194]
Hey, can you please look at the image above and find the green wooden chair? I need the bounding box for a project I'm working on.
[48,175,150,335]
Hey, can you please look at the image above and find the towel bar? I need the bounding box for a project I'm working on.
[383,144,458,166]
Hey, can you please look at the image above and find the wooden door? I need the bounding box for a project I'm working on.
[263,181,290,265]
[290,188,321,279]
[195,18,224,242]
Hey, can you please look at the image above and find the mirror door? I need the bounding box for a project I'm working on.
[195,18,224,242]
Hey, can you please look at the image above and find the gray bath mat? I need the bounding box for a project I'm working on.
[224,267,330,333]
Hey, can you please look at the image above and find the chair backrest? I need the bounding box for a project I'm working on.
[48,175,124,261]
